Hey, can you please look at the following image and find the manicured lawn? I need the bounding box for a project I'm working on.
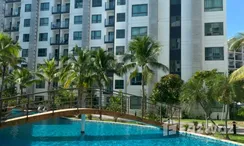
[180,119,244,127]
[213,133,244,144]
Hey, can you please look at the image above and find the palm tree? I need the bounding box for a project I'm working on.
[228,33,244,51]
[0,33,21,120]
[8,68,38,105]
[60,46,92,108]
[120,36,168,117]
[92,48,117,119]
[180,71,218,127]
[36,59,59,102]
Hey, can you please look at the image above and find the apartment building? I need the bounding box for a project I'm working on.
[1,0,227,110]
[228,47,244,75]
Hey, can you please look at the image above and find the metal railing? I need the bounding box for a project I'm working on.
[104,35,114,43]
[0,88,181,128]
[52,5,70,14]
[5,0,21,3]
[105,19,115,27]
[4,10,20,17]
[51,21,69,29]
[3,26,19,32]
[50,37,69,45]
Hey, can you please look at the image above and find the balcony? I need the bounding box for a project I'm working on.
[228,65,235,69]
[105,18,114,27]
[236,63,243,68]
[52,5,70,14]
[50,37,69,45]
[104,35,114,43]
[228,54,234,59]
[105,2,115,10]
[4,10,20,17]
[3,26,19,32]
[5,0,21,3]
[51,21,69,30]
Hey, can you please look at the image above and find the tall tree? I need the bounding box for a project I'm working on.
[180,70,219,126]
[60,47,93,108]
[92,48,117,119]
[8,68,38,105]
[0,33,21,120]
[213,74,244,139]
[120,36,168,117]
[150,74,183,123]
[36,59,59,102]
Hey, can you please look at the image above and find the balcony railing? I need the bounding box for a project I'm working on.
[50,37,69,45]
[105,19,114,27]
[52,5,70,14]
[105,2,115,10]
[104,35,114,43]
[5,0,21,3]
[4,10,20,17]
[51,21,69,29]
[3,26,19,32]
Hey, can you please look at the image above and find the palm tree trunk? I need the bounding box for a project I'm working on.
[17,87,23,106]
[0,66,7,122]
[78,87,83,108]
[141,72,145,118]
[99,86,102,120]
[225,104,230,139]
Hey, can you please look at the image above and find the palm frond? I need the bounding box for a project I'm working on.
[229,66,244,83]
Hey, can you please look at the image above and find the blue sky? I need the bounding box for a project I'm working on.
[227,0,244,38]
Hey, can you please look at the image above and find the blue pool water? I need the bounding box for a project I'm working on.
[0,118,239,146]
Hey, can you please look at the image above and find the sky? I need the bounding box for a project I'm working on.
[227,0,244,38]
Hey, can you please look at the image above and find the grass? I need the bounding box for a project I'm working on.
[180,119,244,127]
[213,133,244,144]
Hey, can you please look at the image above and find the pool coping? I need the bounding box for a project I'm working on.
[180,131,244,146]
[62,117,244,146]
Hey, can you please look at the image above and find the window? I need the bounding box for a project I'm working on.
[40,18,49,26]
[21,64,27,68]
[36,81,45,89]
[171,0,181,5]
[35,96,44,101]
[74,15,82,24]
[92,15,102,23]
[130,96,141,109]
[91,47,100,50]
[38,48,47,57]
[63,49,68,57]
[92,0,102,7]
[117,13,125,22]
[170,38,181,50]
[25,4,31,12]
[171,16,181,27]
[205,0,223,11]
[116,29,125,39]
[170,60,181,73]
[73,31,82,40]
[205,47,224,60]
[23,34,29,42]
[205,22,224,36]
[132,4,148,17]
[24,19,30,27]
[40,3,49,11]
[22,49,28,57]
[75,0,83,8]
[131,73,142,85]
[39,33,48,41]
[108,48,114,54]
[115,80,124,89]
[117,0,125,5]
[116,46,125,55]
[91,30,101,39]
[131,27,147,39]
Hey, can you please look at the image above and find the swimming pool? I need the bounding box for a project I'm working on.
[0,118,240,146]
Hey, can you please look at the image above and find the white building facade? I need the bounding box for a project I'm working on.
[1,0,227,104]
